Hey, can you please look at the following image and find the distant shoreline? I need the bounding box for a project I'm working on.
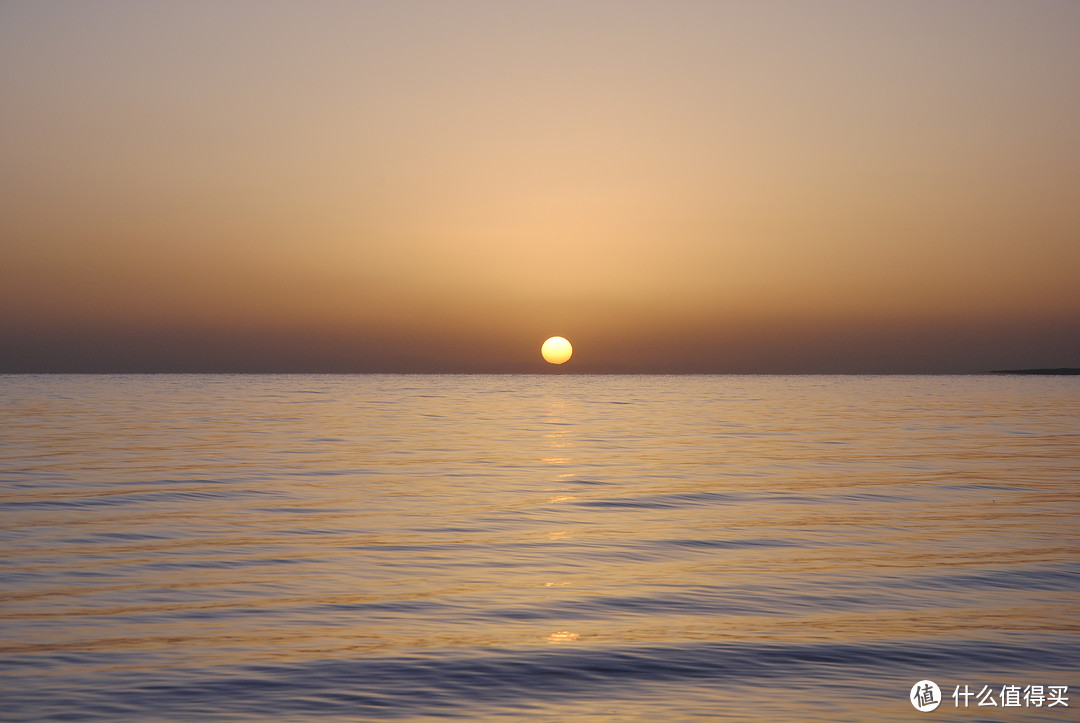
[991,368,1080,375]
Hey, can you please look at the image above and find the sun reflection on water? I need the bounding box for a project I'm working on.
[546,630,580,644]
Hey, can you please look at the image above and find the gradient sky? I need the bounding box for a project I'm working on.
[2,0,1078,372]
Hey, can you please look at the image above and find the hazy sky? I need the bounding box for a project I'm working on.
[2,0,1078,372]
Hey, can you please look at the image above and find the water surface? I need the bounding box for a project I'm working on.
[1,375,1077,721]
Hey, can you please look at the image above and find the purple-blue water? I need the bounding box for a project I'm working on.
[1,375,1077,721]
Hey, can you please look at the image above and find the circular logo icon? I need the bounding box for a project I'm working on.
[910,680,941,712]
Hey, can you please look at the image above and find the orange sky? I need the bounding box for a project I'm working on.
[2,1,1078,372]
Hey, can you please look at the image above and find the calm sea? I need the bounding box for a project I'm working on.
[1,375,1077,722]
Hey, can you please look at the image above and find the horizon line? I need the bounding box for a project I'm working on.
[3,368,1078,376]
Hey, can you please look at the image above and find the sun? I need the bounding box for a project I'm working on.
[541,336,572,365]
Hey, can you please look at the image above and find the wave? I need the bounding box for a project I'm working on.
[5,638,1075,720]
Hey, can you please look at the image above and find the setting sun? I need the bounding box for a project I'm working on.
[541,336,573,365]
